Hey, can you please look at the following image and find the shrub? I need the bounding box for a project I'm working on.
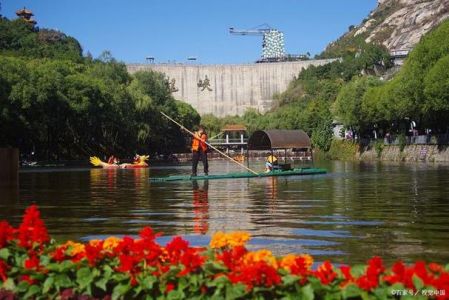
[374,140,384,158]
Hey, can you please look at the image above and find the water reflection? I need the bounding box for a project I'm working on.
[1,161,449,264]
[192,180,209,234]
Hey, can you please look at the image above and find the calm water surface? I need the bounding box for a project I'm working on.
[1,160,449,264]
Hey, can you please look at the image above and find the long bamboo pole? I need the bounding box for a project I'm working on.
[161,112,259,175]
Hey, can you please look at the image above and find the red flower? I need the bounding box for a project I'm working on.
[166,282,175,293]
[429,263,444,274]
[24,253,40,270]
[18,205,49,249]
[433,272,449,300]
[85,241,104,266]
[130,274,138,287]
[163,236,205,276]
[340,265,354,287]
[166,236,189,258]
[290,256,311,277]
[228,261,281,290]
[178,249,205,276]
[356,256,385,291]
[51,245,68,262]
[216,246,247,270]
[117,254,136,273]
[383,260,442,290]
[413,261,434,286]
[314,261,337,285]
[0,259,9,282]
[139,227,161,241]
[0,220,15,248]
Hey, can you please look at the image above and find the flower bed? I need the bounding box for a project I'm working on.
[0,205,448,299]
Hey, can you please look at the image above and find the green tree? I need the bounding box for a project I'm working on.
[423,54,449,129]
[333,76,382,133]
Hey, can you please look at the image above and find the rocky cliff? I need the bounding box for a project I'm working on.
[324,0,449,55]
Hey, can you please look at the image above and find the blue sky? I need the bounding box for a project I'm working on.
[2,0,377,64]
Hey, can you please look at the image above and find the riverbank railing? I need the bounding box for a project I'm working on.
[360,133,449,147]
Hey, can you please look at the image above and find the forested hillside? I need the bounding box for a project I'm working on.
[0,16,200,160]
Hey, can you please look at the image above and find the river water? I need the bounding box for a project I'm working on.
[1,160,448,265]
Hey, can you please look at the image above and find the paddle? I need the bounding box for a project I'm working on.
[160,112,259,176]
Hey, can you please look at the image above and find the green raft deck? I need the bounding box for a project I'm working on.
[150,167,327,182]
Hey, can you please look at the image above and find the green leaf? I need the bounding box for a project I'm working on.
[43,276,55,294]
[412,275,424,290]
[103,265,113,279]
[139,275,156,291]
[204,261,228,274]
[59,260,74,272]
[54,274,73,289]
[23,285,41,299]
[112,272,129,282]
[40,254,50,266]
[16,281,30,293]
[282,274,299,286]
[301,284,314,300]
[167,290,185,300]
[45,262,61,272]
[372,287,389,300]
[350,264,366,277]
[2,278,16,291]
[225,283,247,300]
[77,267,94,288]
[95,277,109,291]
[0,248,10,260]
[207,275,228,288]
[112,282,131,300]
[342,283,361,299]
[177,276,188,291]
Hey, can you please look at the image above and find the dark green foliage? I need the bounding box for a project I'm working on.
[0,18,82,61]
[327,140,358,160]
[362,19,449,133]
[333,76,383,133]
[0,17,200,159]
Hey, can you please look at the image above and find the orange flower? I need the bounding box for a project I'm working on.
[280,254,313,271]
[63,241,86,256]
[243,250,278,268]
[88,239,102,247]
[103,236,121,251]
[210,231,250,249]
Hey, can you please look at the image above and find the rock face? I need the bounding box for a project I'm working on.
[327,0,449,53]
[368,0,449,50]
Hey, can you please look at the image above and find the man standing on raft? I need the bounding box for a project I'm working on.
[191,125,208,177]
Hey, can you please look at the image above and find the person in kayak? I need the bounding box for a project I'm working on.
[191,125,209,177]
[107,155,119,165]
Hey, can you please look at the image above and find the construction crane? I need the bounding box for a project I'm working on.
[229,24,286,62]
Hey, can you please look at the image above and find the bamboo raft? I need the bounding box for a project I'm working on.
[149,167,327,182]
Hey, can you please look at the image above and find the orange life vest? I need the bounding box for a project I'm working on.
[192,132,208,152]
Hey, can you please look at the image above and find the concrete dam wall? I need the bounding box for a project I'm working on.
[127,59,336,117]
